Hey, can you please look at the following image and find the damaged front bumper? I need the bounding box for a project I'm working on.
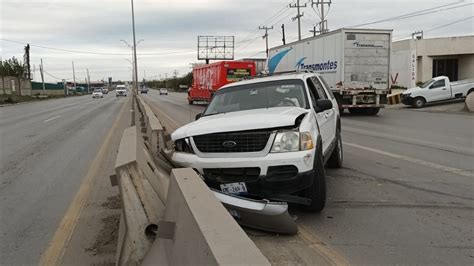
[212,189,298,235]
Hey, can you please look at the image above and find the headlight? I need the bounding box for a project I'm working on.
[403,93,411,98]
[271,131,314,153]
[175,138,194,153]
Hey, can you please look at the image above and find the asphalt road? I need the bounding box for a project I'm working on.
[0,93,127,264]
[143,90,474,265]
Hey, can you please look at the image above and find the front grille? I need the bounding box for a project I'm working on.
[203,168,261,183]
[193,130,271,153]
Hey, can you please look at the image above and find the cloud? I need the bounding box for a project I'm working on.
[1,0,472,82]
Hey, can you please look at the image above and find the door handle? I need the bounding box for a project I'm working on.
[442,88,447,90]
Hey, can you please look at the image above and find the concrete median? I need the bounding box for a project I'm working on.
[142,168,270,266]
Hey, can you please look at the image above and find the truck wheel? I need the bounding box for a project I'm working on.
[348,108,363,115]
[366,107,380,115]
[301,137,326,212]
[327,127,343,168]
[413,97,426,108]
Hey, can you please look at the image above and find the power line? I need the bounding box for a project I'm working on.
[350,1,471,27]
[238,2,294,46]
[393,16,474,41]
[0,38,196,56]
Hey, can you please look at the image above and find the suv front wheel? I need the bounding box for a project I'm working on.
[301,137,326,212]
[327,126,343,168]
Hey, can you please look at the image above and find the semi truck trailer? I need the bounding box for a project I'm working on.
[267,28,392,115]
[187,61,256,104]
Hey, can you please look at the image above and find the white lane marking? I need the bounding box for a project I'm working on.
[43,115,61,122]
[343,141,474,178]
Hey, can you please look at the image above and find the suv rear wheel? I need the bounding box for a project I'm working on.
[301,137,326,212]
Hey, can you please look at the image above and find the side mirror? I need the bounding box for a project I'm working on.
[195,113,202,120]
[315,99,333,113]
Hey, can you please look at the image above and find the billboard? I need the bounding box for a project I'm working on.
[197,36,234,61]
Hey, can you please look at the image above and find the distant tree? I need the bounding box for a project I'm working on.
[145,71,193,91]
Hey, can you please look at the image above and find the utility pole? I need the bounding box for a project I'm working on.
[165,73,168,89]
[40,59,45,94]
[130,0,139,95]
[310,26,318,36]
[72,61,76,91]
[281,24,286,45]
[311,0,332,34]
[87,68,90,93]
[412,30,424,40]
[290,0,307,41]
[259,26,273,57]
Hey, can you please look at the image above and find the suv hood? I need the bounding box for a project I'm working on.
[172,107,308,140]
[403,87,422,94]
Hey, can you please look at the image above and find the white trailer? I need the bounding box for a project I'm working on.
[267,28,392,115]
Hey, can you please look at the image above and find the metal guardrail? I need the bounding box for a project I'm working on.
[113,95,271,265]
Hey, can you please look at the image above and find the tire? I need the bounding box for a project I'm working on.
[301,138,326,212]
[327,127,343,168]
[348,108,364,115]
[366,107,380,115]
[413,97,426,108]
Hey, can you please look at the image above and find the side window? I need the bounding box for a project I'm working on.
[306,78,318,107]
[310,76,328,100]
[319,77,336,99]
[431,80,446,89]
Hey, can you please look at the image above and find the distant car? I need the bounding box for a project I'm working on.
[140,87,149,94]
[116,85,127,97]
[159,88,168,95]
[102,87,109,94]
[92,89,103,98]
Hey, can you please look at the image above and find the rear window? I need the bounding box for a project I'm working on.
[227,68,251,82]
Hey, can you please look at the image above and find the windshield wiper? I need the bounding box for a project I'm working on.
[202,112,225,117]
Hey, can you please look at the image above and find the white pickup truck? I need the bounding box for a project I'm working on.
[401,76,474,108]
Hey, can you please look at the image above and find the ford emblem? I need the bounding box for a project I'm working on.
[222,141,237,148]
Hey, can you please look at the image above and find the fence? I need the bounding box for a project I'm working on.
[0,76,32,96]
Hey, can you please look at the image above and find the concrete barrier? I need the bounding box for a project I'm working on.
[142,168,270,266]
[115,126,157,265]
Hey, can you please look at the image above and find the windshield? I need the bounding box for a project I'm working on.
[93,89,101,92]
[203,79,308,116]
[419,79,434,88]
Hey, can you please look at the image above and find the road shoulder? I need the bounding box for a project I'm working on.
[42,97,132,265]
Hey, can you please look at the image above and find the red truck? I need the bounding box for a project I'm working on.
[188,61,256,104]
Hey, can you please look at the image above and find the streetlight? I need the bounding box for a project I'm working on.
[120,39,143,87]
[130,0,139,94]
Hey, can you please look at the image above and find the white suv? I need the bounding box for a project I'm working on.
[171,72,342,212]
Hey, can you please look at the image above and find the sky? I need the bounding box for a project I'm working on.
[1,0,473,83]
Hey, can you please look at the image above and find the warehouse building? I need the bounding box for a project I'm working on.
[391,35,474,88]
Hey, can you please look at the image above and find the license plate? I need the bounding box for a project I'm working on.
[220,182,247,195]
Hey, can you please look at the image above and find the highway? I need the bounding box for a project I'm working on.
[0,93,127,264]
[143,90,474,265]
